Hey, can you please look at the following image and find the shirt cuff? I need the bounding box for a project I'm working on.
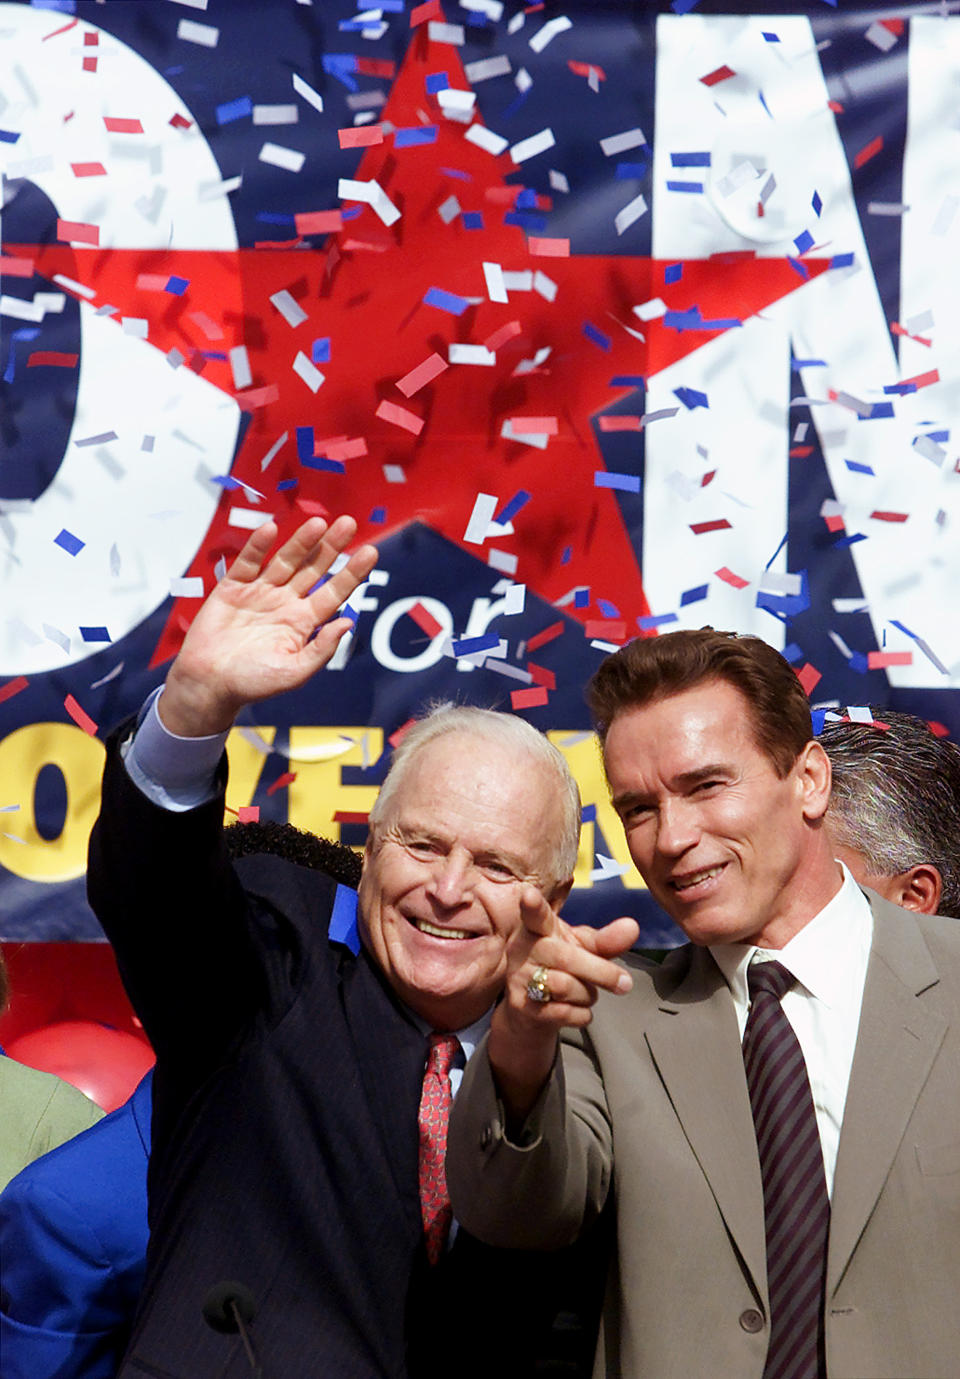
[121,686,229,812]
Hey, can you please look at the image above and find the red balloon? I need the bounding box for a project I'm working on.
[7,1020,155,1113]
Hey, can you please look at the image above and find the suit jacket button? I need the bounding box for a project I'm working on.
[739,1309,764,1334]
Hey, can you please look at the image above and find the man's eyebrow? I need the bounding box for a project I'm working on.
[612,764,732,811]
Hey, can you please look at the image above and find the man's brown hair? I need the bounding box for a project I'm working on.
[586,628,814,778]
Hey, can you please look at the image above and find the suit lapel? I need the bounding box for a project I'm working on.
[828,898,946,1292]
[642,947,767,1301]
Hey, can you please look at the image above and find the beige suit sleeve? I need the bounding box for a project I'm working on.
[447,1025,613,1251]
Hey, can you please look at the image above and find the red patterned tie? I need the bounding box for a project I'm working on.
[418,1032,460,1266]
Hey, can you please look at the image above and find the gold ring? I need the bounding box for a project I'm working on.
[526,965,552,1004]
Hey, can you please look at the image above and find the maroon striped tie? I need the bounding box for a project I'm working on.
[743,961,829,1379]
[418,1032,460,1265]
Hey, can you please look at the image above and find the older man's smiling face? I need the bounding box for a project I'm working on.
[358,732,572,1030]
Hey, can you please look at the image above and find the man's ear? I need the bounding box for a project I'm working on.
[891,864,942,915]
[798,740,832,822]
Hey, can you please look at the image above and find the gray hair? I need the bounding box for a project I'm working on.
[369,703,581,886]
[819,710,960,917]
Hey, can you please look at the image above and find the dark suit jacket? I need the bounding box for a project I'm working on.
[448,894,960,1379]
[88,730,602,1379]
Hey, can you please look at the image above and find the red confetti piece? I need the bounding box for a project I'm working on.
[411,0,443,26]
[64,693,98,736]
[320,436,367,461]
[237,806,260,823]
[701,470,716,487]
[397,352,448,398]
[568,60,606,82]
[870,510,908,523]
[407,601,444,638]
[0,676,29,706]
[170,113,193,130]
[827,100,845,114]
[789,446,814,458]
[880,18,904,36]
[690,519,732,534]
[598,416,642,432]
[714,567,749,589]
[867,650,912,669]
[527,662,556,691]
[295,498,331,517]
[854,136,883,170]
[56,218,99,246]
[27,352,79,368]
[137,273,169,291]
[84,31,98,46]
[484,320,523,351]
[82,56,97,72]
[928,721,950,738]
[355,58,395,77]
[338,125,384,149]
[900,368,939,390]
[295,210,344,235]
[103,116,144,134]
[528,237,570,257]
[236,384,280,411]
[511,686,550,710]
[823,513,845,533]
[43,17,78,39]
[376,399,424,435]
[585,620,627,641]
[795,663,821,696]
[890,321,932,347]
[0,254,34,277]
[266,771,297,796]
[389,718,416,748]
[526,620,564,652]
[507,416,558,434]
[332,810,370,824]
[700,65,736,86]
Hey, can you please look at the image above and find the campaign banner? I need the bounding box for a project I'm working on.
[1,0,957,944]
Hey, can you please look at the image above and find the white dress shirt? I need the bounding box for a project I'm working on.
[710,864,874,1198]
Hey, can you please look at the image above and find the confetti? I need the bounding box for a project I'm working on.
[56,219,99,246]
[714,567,748,590]
[260,142,305,173]
[54,528,85,556]
[0,676,28,706]
[510,128,556,164]
[600,128,646,157]
[376,399,424,435]
[396,353,448,397]
[64,694,98,736]
[338,125,384,149]
[690,519,731,534]
[177,18,219,47]
[510,686,549,710]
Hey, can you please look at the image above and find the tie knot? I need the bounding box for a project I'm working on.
[747,959,795,1004]
[426,1032,460,1078]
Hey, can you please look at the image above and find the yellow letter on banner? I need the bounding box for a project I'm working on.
[287,727,384,844]
[547,731,645,890]
[0,722,106,883]
[224,726,277,816]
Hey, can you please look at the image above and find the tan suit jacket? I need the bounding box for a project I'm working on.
[447,894,960,1379]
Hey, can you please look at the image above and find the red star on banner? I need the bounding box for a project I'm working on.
[11,18,828,666]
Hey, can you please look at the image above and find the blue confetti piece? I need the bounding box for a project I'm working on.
[594,471,640,493]
[674,386,709,410]
[276,479,298,492]
[200,351,227,361]
[923,429,949,442]
[680,584,708,606]
[216,96,253,125]
[504,211,547,233]
[758,90,774,119]
[663,308,701,332]
[463,212,484,230]
[884,381,915,395]
[762,31,780,42]
[794,229,814,255]
[637,612,678,630]
[395,125,438,148]
[0,129,20,144]
[664,262,683,285]
[342,206,363,222]
[296,426,314,460]
[561,546,572,565]
[810,708,827,734]
[301,456,346,473]
[597,598,621,618]
[425,71,449,93]
[256,212,296,227]
[615,161,647,180]
[494,489,531,526]
[369,506,387,524]
[830,252,855,269]
[423,286,470,315]
[439,166,472,182]
[515,189,538,210]
[764,533,788,570]
[792,358,826,370]
[610,375,645,388]
[812,190,823,217]
[322,54,359,91]
[833,532,867,549]
[861,402,895,420]
[211,475,242,490]
[670,151,710,167]
[4,327,40,384]
[782,643,804,664]
[671,0,700,13]
[666,181,703,193]
[787,257,810,280]
[849,651,869,674]
[79,626,111,643]
[583,322,612,352]
[55,529,84,557]
[574,588,590,608]
[452,633,500,657]
[29,0,76,11]
[845,459,874,475]
[581,803,597,823]
[165,276,189,296]
[312,338,331,364]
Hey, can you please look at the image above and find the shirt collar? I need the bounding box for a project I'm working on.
[711,862,874,1009]
[407,1006,492,1063]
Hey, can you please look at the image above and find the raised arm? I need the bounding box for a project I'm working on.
[159,514,379,737]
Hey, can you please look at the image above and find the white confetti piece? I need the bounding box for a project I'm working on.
[487,548,518,575]
[260,432,288,471]
[615,192,648,235]
[170,576,205,598]
[122,317,149,338]
[529,15,571,53]
[338,177,400,227]
[270,289,308,327]
[449,344,496,366]
[229,345,252,390]
[533,271,557,302]
[428,21,465,44]
[176,17,219,46]
[483,262,508,303]
[383,464,406,483]
[228,507,275,531]
[293,72,324,114]
[253,104,299,125]
[633,298,666,322]
[464,54,511,83]
[510,127,555,164]
[260,142,305,173]
[549,169,569,193]
[600,127,646,157]
[198,174,243,201]
[293,351,325,393]
[464,493,499,544]
[464,123,508,156]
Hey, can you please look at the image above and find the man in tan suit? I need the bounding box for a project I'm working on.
[447,629,960,1379]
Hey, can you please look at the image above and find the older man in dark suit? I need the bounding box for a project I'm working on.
[448,628,960,1379]
[88,515,597,1379]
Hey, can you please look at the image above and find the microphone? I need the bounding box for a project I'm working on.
[202,1281,264,1377]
